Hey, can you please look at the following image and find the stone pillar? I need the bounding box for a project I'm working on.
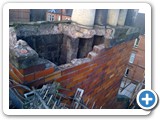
[71,9,96,28]
[117,9,128,26]
[94,9,108,26]
[107,9,120,26]
[104,28,114,48]
[77,37,94,58]
[59,35,79,64]
[125,9,139,26]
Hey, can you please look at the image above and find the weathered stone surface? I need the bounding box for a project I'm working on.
[10,21,140,65]
[107,9,120,26]
[77,37,94,58]
[94,9,108,26]
[125,27,140,41]
[10,39,58,74]
[59,35,79,64]
[125,9,139,26]
[15,22,62,38]
[13,21,139,43]
[71,58,90,66]
[117,9,128,26]
[10,40,39,69]
[93,35,105,46]
[87,51,98,59]
[21,34,63,65]
[104,26,139,48]
[38,23,61,35]
[59,23,96,39]
[9,27,17,48]
[134,13,145,35]
[94,25,105,36]
[13,22,97,39]
[93,44,105,54]
[58,63,73,70]
[71,9,96,28]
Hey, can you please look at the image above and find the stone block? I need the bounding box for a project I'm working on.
[104,26,139,48]
[9,27,17,48]
[87,51,98,59]
[77,37,94,58]
[10,40,39,69]
[93,44,105,54]
[59,35,79,64]
[16,24,38,38]
[71,58,91,66]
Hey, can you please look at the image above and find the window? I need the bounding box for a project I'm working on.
[51,15,54,21]
[129,53,136,63]
[50,15,52,21]
[124,68,129,77]
[58,16,61,21]
[134,38,140,48]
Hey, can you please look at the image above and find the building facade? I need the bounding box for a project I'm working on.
[46,9,72,21]
[118,35,145,108]
[9,9,30,23]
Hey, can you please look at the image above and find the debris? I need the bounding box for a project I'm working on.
[71,58,90,66]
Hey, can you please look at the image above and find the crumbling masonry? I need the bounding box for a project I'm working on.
[9,9,141,109]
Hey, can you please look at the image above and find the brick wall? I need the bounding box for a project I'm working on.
[46,13,71,21]
[62,15,71,20]
[46,13,61,21]
[9,9,30,23]
[9,39,134,108]
[127,35,145,83]
[57,40,134,108]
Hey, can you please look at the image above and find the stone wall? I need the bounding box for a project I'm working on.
[77,37,94,58]
[12,22,139,65]
[19,34,63,65]
[13,22,97,65]
[59,35,79,64]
